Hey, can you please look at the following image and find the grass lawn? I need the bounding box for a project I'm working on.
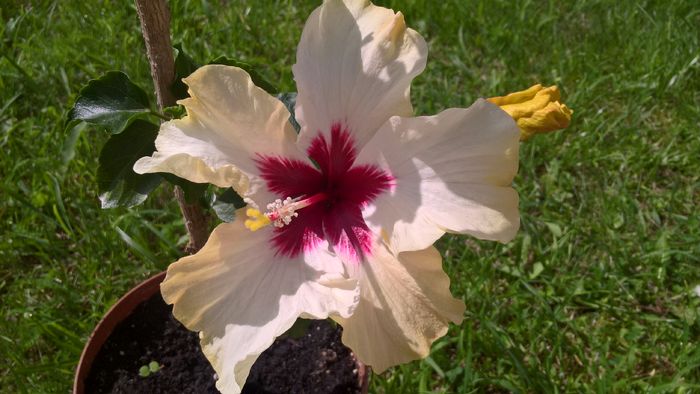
[2,0,699,392]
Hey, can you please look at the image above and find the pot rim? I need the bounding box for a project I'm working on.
[73,270,371,393]
[73,271,166,394]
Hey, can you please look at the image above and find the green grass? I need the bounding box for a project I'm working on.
[1,0,699,392]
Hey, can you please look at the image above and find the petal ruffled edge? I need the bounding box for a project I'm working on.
[293,0,428,153]
[161,211,359,393]
[357,99,520,253]
[134,65,303,207]
[334,241,465,372]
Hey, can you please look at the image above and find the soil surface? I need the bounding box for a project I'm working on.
[84,292,362,393]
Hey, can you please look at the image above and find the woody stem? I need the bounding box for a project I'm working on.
[135,0,210,254]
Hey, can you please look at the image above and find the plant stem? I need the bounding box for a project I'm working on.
[135,0,209,254]
[149,110,170,121]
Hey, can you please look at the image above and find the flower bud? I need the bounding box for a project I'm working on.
[488,84,573,140]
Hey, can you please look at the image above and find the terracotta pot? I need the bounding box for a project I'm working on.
[74,271,370,393]
[74,271,166,393]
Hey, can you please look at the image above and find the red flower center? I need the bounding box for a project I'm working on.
[256,124,392,261]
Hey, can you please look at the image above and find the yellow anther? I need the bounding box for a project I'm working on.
[488,84,573,141]
[244,208,271,231]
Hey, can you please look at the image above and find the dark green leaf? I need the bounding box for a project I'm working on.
[209,56,277,94]
[283,318,312,339]
[212,188,245,223]
[171,48,278,97]
[161,174,208,204]
[172,43,199,100]
[97,120,162,208]
[68,71,152,134]
[276,92,300,133]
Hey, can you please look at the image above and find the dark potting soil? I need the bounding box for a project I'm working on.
[84,291,362,393]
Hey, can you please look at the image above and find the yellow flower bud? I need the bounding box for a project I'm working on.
[488,84,573,140]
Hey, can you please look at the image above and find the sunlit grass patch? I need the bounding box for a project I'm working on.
[1,0,698,392]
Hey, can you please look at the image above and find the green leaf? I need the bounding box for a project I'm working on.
[544,221,562,237]
[423,356,445,378]
[212,188,245,223]
[115,226,158,265]
[97,120,162,208]
[444,366,464,383]
[284,318,312,339]
[529,262,545,280]
[60,122,85,171]
[171,47,278,97]
[138,365,150,377]
[68,71,152,134]
[172,43,199,100]
[209,56,277,94]
[148,361,160,373]
[613,213,625,229]
[162,104,186,119]
[276,92,300,133]
[161,174,208,204]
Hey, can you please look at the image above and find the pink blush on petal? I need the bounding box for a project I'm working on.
[270,204,325,257]
[322,204,374,263]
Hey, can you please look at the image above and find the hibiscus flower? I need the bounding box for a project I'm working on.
[134,0,520,392]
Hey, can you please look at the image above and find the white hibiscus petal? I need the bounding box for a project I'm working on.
[357,99,520,253]
[334,242,465,372]
[293,0,427,152]
[134,65,302,207]
[161,211,359,393]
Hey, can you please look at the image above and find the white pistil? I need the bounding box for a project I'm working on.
[265,197,300,228]
[264,193,328,228]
